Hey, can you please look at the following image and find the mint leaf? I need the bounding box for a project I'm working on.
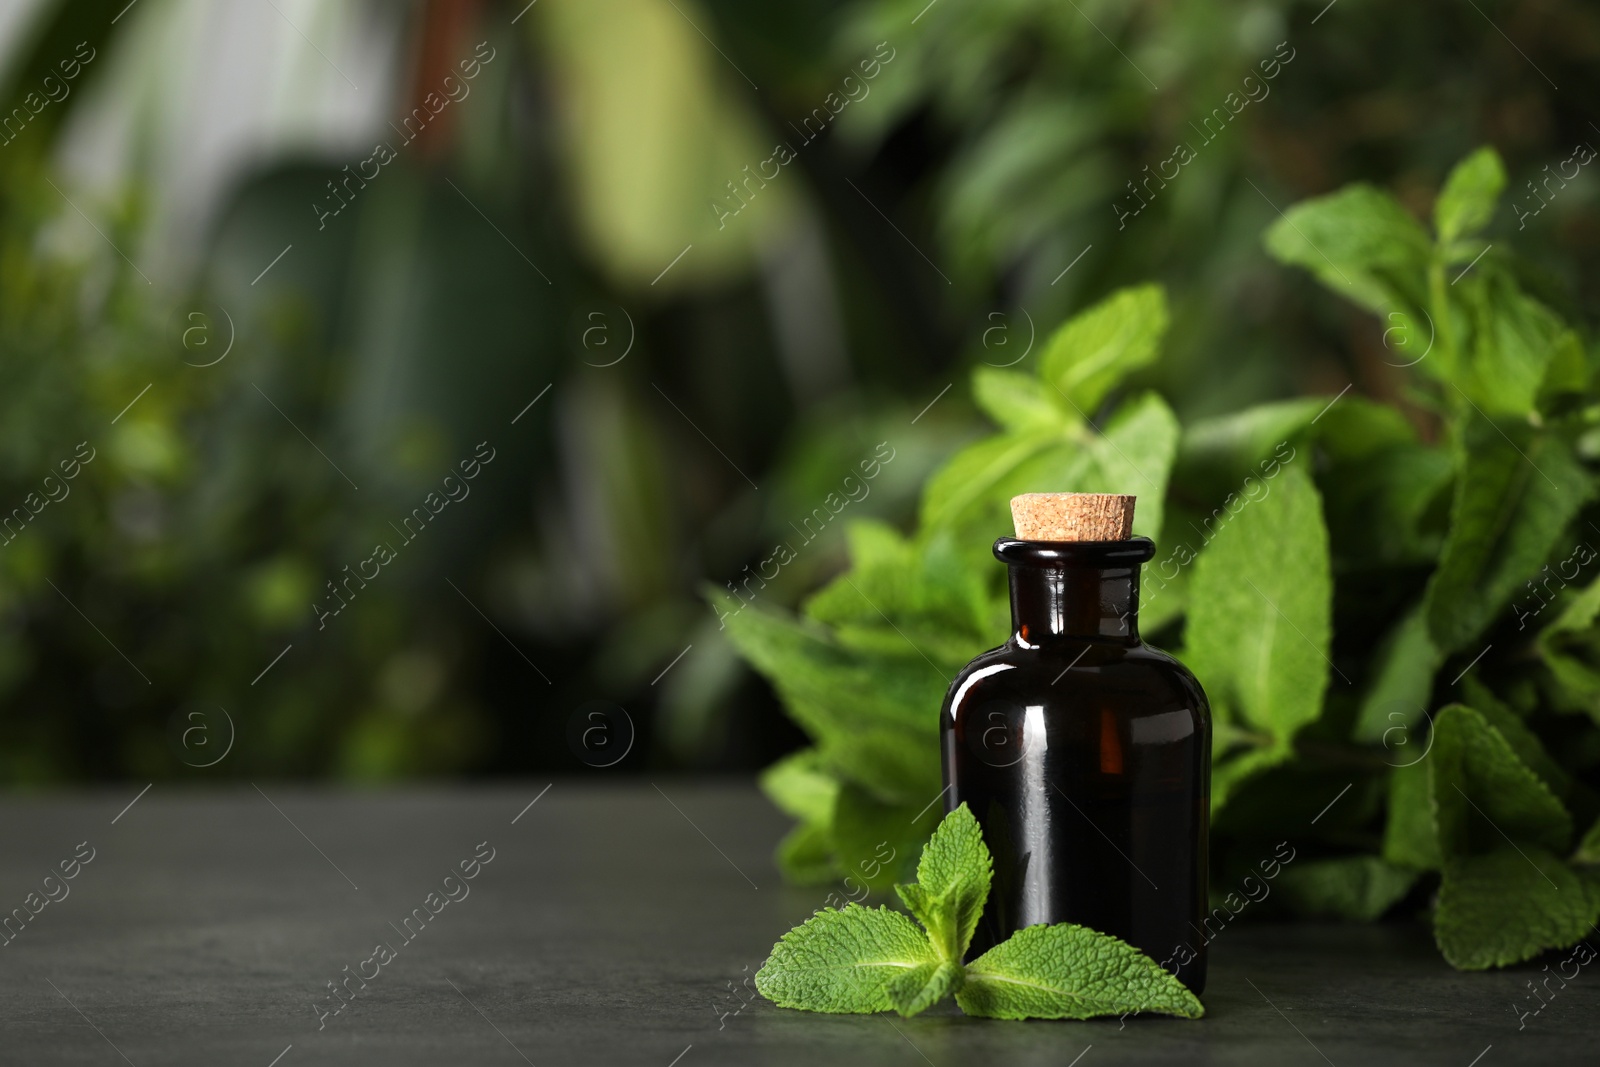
[1383,757,1441,871]
[1263,183,1431,315]
[894,802,991,961]
[1459,277,1567,415]
[1423,417,1590,652]
[1434,849,1600,969]
[1353,607,1442,744]
[1312,394,1428,461]
[755,905,938,1014]
[831,782,939,892]
[909,802,989,907]
[1537,573,1600,725]
[919,392,1177,557]
[719,597,942,803]
[1541,570,1600,637]
[1038,284,1168,415]
[1274,856,1417,921]
[774,821,837,886]
[972,367,1066,434]
[1211,741,1294,812]
[1429,704,1571,858]
[804,522,994,665]
[1542,640,1600,722]
[1461,680,1571,797]
[1080,392,1179,539]
[920,429,1065,536]
[1575,816,1600,866]
[1435,147,1505,245]
[1140,536,1192,634]
[956,924,1203,1020]
[1183,463,1332,743]
[1174,397,1321,503]
[761,748,841,826]
[1322,441,1453,568]
[820,727,942,809]
[1539,321,1590,401]
[885,959,963,1017]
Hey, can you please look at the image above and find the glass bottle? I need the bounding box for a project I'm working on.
[940,529,1211,994]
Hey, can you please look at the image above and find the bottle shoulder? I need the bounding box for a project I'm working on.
[943,638,1210,722]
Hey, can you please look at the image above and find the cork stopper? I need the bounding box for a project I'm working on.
[1009,493,1135,542]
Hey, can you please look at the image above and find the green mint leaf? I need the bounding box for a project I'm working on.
[1538,319,1591,400]
[1263,184,1431,316]
[830,782,940,892]
[1434,848,1600,969]
[1322,440,1453,570]
[756,904,938,1014]
[924,393,1179,555]
[1461,679,1571,797]
[1312,392,1422,460]
[1140,538,1192,634]
[1211,741,1295,813]
[774,821,837,887]
[1575,816,1600,866]
[804,521,994,663]
[928,383,1177,563]
[894,803,992,961]
[1274,856,1418,921]
[718,595,942,803]
[955,924,1203,1021]
[920,391,1176,560]
[894,883,939,929]
[1038,283,1168,416]
[1537,573,1600,726]
[1079,392,1179,540]
[885,959,964,1018]
[971,366,1066,434]
[925,392,1179,558]
[1429,704,1571,858]
[1585,870,1600,918]
[920,429,1067,537]
[1383,757,1442,871]
[1174,397,1322,502]
[1422,417,1590,652]
[1434,146,1505,245]
[1457,277,1567,416]
[1183,463,1332,744]
[1541,641,1600,723]
[760,748,841,827]
[1541,570,1600,636]
[817,728,942,810]
[1353,607,1442,744]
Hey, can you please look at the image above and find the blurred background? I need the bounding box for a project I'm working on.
[1,0,1596,784]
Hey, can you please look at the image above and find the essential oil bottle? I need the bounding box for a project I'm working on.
[940,492,1211,993]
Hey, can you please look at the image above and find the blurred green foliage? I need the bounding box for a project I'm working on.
[725,148,1600,969]
[0,158,493,781]
[3,0,1600,795]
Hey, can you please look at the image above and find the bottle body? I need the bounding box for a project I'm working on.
[940,537,1211,993]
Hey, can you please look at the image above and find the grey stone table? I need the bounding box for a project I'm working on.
[0,782,1593,1065]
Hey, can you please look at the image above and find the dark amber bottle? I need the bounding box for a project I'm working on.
[940,495,1211,994]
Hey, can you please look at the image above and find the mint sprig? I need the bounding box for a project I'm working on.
[755,804,1203,1021]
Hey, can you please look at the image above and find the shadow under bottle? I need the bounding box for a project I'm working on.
[940,537,1211,993]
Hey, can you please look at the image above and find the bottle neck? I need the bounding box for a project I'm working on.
[994,537,1153,645]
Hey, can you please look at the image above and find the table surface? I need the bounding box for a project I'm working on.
[0,781,1591,1065]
